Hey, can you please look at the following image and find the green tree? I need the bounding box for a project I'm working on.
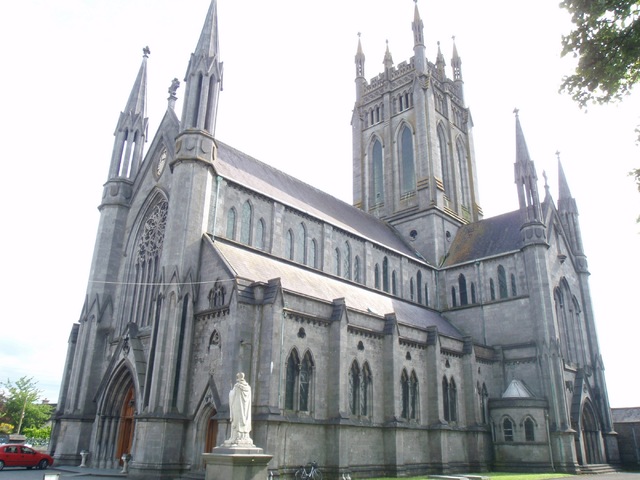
[560,0,640,106]
[0,377,52,433]
[560,0,640,213]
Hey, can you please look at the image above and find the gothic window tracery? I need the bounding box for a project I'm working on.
[372,139,384,205]
[129,199,168,328]
[400,125,416,194]
[498,265,508,299]
[285,349,314,412]
[459,273,468,306]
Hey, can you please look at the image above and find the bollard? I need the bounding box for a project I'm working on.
[79,450,89,468]
[121,453,132,474]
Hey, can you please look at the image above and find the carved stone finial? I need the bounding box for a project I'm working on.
[168,78,180,97]
[513,107,520,117]
[555,150,561,161]
[143,46,151,57]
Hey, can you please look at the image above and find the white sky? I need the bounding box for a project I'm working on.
[1,1,638,409]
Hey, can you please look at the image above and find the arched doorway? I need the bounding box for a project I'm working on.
[116,385,135,463]
[204,410,218,453]
[581,402,603,464]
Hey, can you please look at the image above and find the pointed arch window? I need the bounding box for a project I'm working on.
[471,282,477,304]
[392,271,398,295]
[503,418,514,442]
[438,124,454,199]
[241,201,252,245]
[524,417,535,441]
[361,362,372,417]
[490,279,496,301]
[344,242,352,279]
[285,349,314,412]
[401,369,410,419]
[459,273,468,306]
[417,271,423,304]
[410,278,415,301]
[382,257,389,292]
[372,139,384,205]
[296,223,306,264]
[255,218,265,250]
[309,239,318,269]
[443,376,457,422]
[334,248,341,276]
[226,208,237,240]
[374,264,381,289]
[479,383,489,424]
[354,256,361,283]
[510,273,517,296]
[456,137,470,208]
[129,198,168,329]
[400,125,416,194]
[409,370,419,420]
[425,283,429,306]
[451,286,457,307]
[498,265,508,299]
[349,361,361,416]
[286,229,294,260]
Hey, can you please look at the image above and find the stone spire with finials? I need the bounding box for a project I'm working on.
[412,0,426,74]
[513,109,542,224]
[557,155,586,262]
[181,0,223,135]
[107,47,149,180]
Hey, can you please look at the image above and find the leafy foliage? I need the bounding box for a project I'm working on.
[560,0,640,106]
[0,377,53,433]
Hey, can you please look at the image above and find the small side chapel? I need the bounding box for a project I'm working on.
[51,1,620,478]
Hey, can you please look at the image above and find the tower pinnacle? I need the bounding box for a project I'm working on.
[107,47,149,180]
[181,0,223,135]
[513,110,542,222]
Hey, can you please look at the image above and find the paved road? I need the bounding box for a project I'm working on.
[2,467,639,480]
[0,465,125,479]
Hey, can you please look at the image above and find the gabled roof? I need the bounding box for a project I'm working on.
[502,379,534,398]
[443,209,525,266]
[212,240,463,339]
[214,141,423,261]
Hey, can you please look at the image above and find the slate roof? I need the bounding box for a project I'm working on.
[213,240,463,339]
[214,141,423,261]
[612,407,640,423]
[443,209,525,266]
[502,379,534,398]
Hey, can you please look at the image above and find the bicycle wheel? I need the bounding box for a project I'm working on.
[294,468,304,480]
[311,469,322,480]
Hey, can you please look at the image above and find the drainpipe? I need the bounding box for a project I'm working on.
[545,411,555,471]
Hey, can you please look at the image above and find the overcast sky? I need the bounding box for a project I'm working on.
[1,1,638,409]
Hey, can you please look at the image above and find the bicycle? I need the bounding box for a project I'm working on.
[294,461,322,479]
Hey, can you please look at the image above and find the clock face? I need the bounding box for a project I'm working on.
[157,148,167,176]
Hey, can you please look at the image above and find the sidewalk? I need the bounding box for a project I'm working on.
[5,465,127,479]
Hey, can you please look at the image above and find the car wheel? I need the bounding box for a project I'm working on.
[0,460,4,470]
[38,459,49,470]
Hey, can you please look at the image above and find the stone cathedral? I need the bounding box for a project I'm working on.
[51,1,620,478]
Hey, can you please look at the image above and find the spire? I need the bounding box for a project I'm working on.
[451,36,462,81]
[412,0,424,47]
[108,47,150,180]
[557,153,574,201]
[412,1,426,74]
[383,39,394,70]
[181,0,223,134]
[355,32,365,79]
[513,109,542,222]
[436,41,446,78]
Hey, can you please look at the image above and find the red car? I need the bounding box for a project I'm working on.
[0,444,54,470]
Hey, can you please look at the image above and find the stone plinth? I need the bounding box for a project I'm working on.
[203,446,272,480]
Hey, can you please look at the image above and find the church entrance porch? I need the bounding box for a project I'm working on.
[94,367,137,469]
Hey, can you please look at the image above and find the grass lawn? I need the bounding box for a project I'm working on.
[366,473,574,480]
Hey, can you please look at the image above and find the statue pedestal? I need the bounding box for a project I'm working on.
[203,446,272,480]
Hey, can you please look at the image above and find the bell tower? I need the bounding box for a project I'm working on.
[351,1,481,265]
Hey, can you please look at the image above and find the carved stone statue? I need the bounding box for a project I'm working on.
[224,372,254,447]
